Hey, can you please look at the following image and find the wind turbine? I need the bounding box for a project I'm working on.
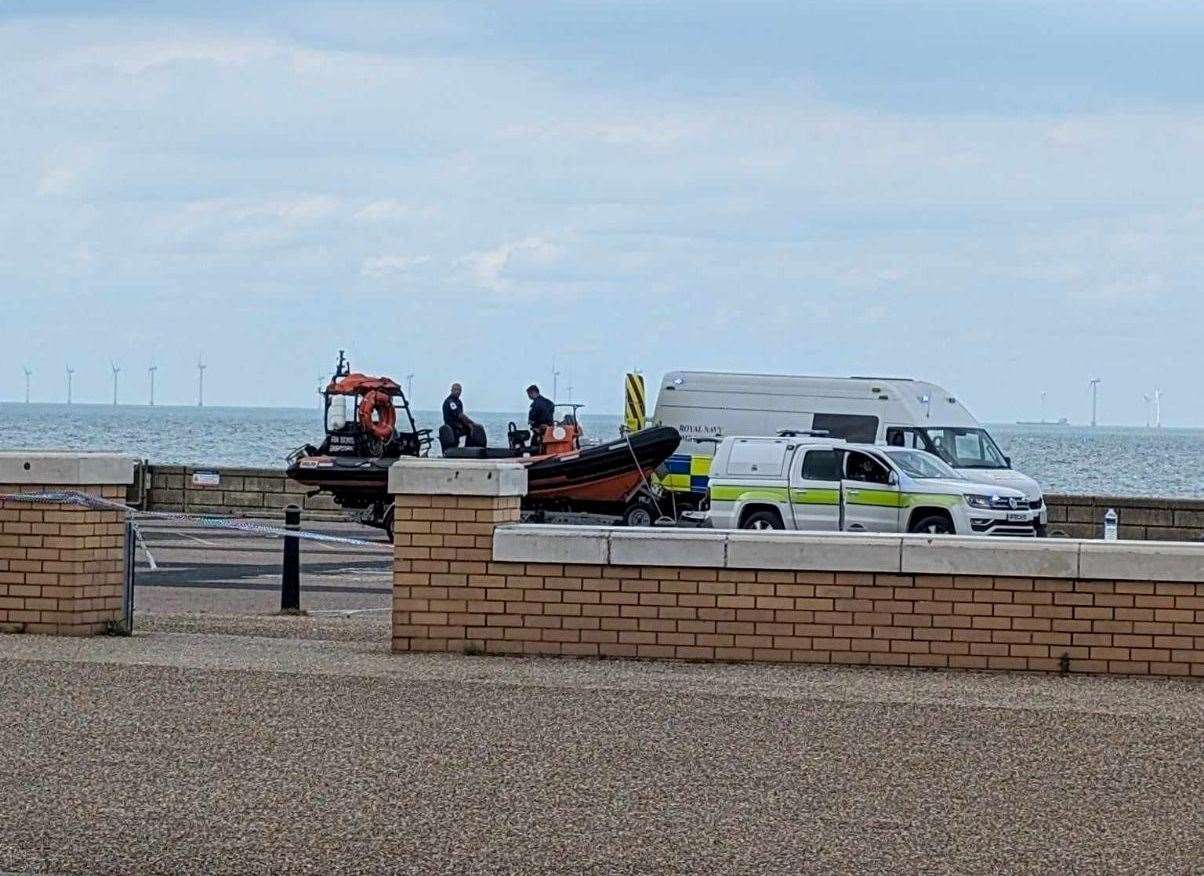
[148,365,158,406]
[1152,389,1162,429]
[66,366,74,404]
[1089,378,1101,428]
[1143,393,1152,428]
[197,356,206,407]
[406,372,415,401]
[111,361,121,406]
[23,366,32,404]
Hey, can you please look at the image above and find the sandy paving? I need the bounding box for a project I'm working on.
[2,617,1202,875]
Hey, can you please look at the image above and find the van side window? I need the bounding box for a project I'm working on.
[844,451,891,485]
[813,413,879,443]
[800,449,840,481]
[886,427,930,451]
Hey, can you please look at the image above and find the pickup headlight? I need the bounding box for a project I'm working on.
[964,494,992,509]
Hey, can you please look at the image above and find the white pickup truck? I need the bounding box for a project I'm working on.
[704,436,1040,536]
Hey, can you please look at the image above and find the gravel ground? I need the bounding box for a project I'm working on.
[2,624,1203,875]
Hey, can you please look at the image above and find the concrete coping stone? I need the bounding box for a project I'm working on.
[389,458,527,497]
[494,525,1204,581]
[609,528,728,568]
[900,535,1082,579]
[1079,539,1204,583]
[493,526,610,564]
[727,531,903,573]
[0,451,137,486]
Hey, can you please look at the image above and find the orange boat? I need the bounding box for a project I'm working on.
[287,353,680,534]
[442,412,681,519]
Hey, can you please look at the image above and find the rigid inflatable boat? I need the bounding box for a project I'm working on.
[286,353,681,534]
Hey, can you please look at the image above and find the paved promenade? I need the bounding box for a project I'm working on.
[4,606,1203,875]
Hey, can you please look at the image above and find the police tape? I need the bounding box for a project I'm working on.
[0,490,390,551]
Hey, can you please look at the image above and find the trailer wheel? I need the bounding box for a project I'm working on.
[621,500,655,528]
[382,504,395,544]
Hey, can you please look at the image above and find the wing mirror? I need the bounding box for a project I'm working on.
[888,471,899,487]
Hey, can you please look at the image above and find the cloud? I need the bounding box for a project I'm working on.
[353,200,439,223]
[361,255,431,278]
[460,236,565,294]
[73,37,286,76]
[37,164,81,196]
[183,196,341,224]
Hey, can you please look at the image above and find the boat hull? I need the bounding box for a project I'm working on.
[287,426,681,516]
[522,427,681,510]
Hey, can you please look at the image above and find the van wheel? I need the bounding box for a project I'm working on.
[741,510,784,531]
[910,512,953,535]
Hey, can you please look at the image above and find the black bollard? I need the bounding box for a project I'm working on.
[281,504,301,613]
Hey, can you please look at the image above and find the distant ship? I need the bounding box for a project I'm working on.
[1016,417,1071,426]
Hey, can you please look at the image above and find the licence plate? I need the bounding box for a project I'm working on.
[1007,512,1028,522]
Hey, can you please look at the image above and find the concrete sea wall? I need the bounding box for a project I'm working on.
[138,465,342,519]
[133,463,1204,542]
[1045,493,1204,541]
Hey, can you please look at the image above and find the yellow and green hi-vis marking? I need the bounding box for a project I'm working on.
[624,373,645,432]
[844,489,962,509]
[710,485,961,509]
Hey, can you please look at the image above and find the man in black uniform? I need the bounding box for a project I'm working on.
[527,384,555,433]
[442,383,475,447]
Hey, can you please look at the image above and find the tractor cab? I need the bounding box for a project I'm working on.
[315,351,431,459]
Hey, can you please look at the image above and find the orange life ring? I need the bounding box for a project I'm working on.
[358,390,396,440]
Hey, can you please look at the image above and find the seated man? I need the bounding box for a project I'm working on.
[441,383,475,448]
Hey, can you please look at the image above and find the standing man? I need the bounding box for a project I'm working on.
[442,383,475,447]
[527,384,555,433]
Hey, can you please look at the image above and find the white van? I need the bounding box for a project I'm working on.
[705,436,1039,536]
[651,371,1046,533]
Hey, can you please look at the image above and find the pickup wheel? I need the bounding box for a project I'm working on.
[741,509,784,531]
[909,511,954,535]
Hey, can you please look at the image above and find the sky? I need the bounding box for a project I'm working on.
[2,1,1202,425]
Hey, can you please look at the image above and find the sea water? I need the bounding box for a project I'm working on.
[1,403,1202,498]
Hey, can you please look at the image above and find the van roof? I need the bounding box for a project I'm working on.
[723,435,883,451]
[665,370,919,384]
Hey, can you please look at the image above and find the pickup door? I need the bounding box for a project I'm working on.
[841,449,902,532]
[787,448,842,531]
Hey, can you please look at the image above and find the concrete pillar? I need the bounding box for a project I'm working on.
[388,459,527,653]
[0,452,136,636]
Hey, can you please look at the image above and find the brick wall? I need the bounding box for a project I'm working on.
[392,492,523,652]
[389,461,1204,678]
[0,483,128,636]
[396,558,1203,676]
